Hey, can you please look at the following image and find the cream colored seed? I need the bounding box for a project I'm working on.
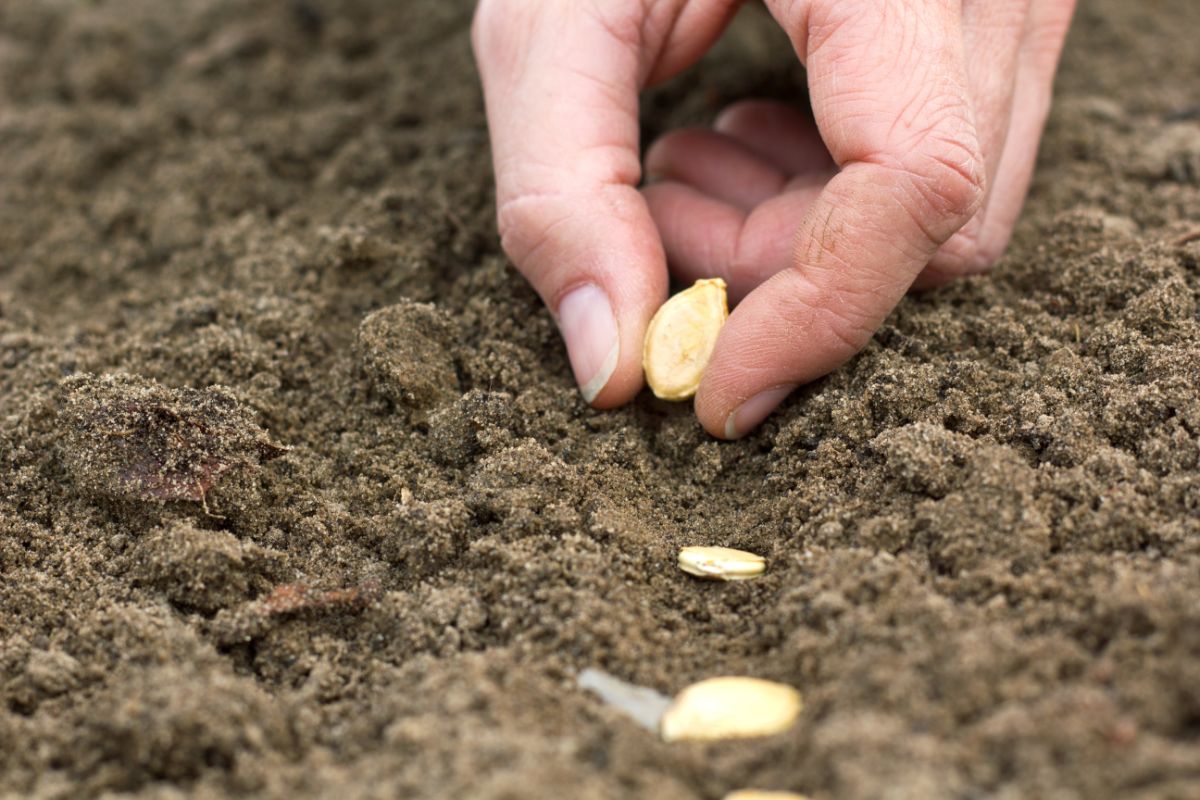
[643,277,729,401]
[678,546,765,581]
[660,676,802,742]
[723,792,811,800]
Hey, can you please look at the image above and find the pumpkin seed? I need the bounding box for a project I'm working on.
[643,277,728,400]
[678,545,765,581]
[660,676,802,741]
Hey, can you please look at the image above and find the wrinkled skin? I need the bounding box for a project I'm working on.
[472,0,1076,437]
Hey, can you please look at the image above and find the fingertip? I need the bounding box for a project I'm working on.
[643,133,674,180]
[555,270,660,410]
[695,376,794,440]
[501,184,666,411]
[713,99,834,176]
[557,282,620,404]
[586,364,642,409]
[713,98,774,134]
[695,402,728,440]
[472,0,673,412]
[584,312,647,410]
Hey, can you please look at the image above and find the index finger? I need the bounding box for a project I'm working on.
[472,0,737,407]
[473,0,665,407]
[695,0,986,437]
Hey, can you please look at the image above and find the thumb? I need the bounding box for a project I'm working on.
[696,0,986,436]
[473,1,669,406]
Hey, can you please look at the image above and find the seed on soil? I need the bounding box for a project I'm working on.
[660,676,802,742]
[643,277,728,401]
[723,792,811,800]
[678,546,766,581]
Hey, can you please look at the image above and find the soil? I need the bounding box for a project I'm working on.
[2,1,1199,798]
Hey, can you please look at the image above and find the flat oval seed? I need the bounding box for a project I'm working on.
[643,277,728,401]
[660,676,802,742]
[678,546,765,581]
[724,792,811,800]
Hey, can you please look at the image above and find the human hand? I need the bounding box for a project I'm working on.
[472,0,1075,437]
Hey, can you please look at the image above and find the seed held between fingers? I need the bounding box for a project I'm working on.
[678,546,766,581]
[660,676,802,741]
[643,277,728,401]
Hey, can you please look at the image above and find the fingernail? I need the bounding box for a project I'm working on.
[557,283,619,404]
[724,385,795,439]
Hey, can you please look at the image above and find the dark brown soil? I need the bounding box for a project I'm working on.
[2,1,1199,798]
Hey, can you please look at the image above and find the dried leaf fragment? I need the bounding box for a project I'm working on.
[643,278,728,400]
[661,676,802,741]
[678,545,766,581]
[258,581,382,616]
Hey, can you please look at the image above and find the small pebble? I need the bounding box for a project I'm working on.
[678,546,766,581]
[660,676,802,741]
[724,792,810,800]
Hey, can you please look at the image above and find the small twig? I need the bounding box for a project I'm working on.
[1171,230,1200,247]
[259,580,382,616]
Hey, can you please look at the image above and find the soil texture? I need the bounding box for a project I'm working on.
[2,0,1200,797]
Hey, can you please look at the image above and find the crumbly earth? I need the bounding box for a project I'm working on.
[2,1,1199,798]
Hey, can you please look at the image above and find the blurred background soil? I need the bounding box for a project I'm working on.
[2,0,1199,797]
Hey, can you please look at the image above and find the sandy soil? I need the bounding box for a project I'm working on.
[2,1,1199,797]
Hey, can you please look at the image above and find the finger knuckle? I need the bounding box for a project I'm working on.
[923,151,985,221]
[494,192,569,266]
[581,0,647,51]
[904,120,986,224]
[974,228,1013,271]
[875,130,985,248]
